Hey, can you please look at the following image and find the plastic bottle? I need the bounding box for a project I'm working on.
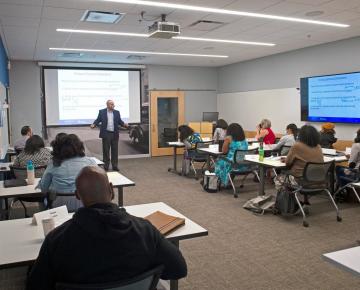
[258,142,264,162]
[27,160,35,185]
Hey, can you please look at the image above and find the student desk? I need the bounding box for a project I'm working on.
[166,142,185,174]
[0,202,208,290]
[323,246,360,277]
[244,155,286,196]
[0,172,135,209]
[197,147,224,170]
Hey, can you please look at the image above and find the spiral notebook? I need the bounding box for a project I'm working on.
[145,211,185,235]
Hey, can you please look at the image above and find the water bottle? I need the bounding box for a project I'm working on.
[27,160,35,185]
[258,142,264,162]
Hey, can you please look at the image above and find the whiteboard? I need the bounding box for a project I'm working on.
[217,88,300,134]
[0,82,9,159]
[217,87,358,140]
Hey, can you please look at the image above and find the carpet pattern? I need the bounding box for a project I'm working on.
[1,156,360,289]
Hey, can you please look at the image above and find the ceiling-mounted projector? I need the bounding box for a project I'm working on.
[148,21,180,39]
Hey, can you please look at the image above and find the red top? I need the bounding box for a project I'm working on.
[263,128,276,144]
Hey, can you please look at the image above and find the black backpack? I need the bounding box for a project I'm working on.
[275,184,299,215]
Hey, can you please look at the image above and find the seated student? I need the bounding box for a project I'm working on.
[38,134,97,212]
[255,119,276,144]
[275,125,324,204]
[213,119,228,142]
[320,122,337,149]
[13,135,52,178]
[215,123,248,187]
[178,125,202,175]
[27,166,187,290]
[14,125,32,152]
[336,129,360,187]
[272,123,298,155]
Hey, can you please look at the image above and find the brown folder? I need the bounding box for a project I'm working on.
[145,211,185,235]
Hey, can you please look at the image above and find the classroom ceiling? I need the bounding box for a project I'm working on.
[0,0,360,67]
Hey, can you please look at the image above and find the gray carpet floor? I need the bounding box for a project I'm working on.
[1,156,360,289]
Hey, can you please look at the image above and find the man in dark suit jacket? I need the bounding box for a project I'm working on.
[27,166,187,290]
[91,100,128,171]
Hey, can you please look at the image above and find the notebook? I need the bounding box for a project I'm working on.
[4,179,28,188]
[145,211,185,235]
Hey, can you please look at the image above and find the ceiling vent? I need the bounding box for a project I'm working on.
[127,55,146,60]
[59,52,84,58]
[187,20,226,31]
[81,10,125,24]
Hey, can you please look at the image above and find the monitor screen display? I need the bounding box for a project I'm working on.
[203,112,219,122]
[301,71,360,124]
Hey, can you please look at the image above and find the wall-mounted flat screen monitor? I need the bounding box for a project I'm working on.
[301,71,360,124]
[203,112,219,122]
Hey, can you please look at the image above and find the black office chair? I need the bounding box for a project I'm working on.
[221,149,259,198]
[9,165,47,218]
[334,167,360,203]
[188,141,213,179]
[56,265,163,290]
[288,161,341,227]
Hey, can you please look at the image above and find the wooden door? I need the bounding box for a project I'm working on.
[150,91,185,156]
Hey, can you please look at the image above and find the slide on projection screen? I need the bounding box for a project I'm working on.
[301,71,360,124]
[44,68,141,126]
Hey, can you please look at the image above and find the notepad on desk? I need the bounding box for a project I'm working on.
[145,211,185,236]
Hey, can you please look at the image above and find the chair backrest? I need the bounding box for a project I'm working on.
[195,141,213,150]
[56,265,163,290]
[10,165,47,179]
[280,145,292,156]
[302,161,334,183]
[234,149,258,165]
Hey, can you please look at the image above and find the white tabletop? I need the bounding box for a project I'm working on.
[246,138,259,143]
[248,144,274,151]
[0,202,208,268]
[323,155,348,163]
[89,157,104,166]
[322,148,337,156]
[167,141,185,147]
[0,172,134,198]
[244,154,286,168]
[323,246,360,277]
[197,147,223,156]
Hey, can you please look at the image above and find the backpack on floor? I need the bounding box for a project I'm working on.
[243,195,275,215]
[275,184,299,215]
[202,171,220,193]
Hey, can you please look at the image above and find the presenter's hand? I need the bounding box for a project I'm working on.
[90,124,96,129]
[124,123,129,129]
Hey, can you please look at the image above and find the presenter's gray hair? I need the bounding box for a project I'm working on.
[260,119,271,129]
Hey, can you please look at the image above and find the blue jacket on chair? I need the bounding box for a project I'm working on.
[93,108,125,140]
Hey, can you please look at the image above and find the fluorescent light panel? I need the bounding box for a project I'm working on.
[101,0,349,28]
[49,47,228,58]
[56,28,275,46]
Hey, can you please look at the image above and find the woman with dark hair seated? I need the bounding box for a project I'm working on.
[336,129,360,188]
[13,135,52,177]
[272,123,298,155]
[215,123,248,187]
[275,125,324,204]
[213,119,228,142]
[38,134,97,211]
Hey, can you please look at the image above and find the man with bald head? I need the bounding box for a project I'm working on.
[27,166,187,290]
[91,100,128,171]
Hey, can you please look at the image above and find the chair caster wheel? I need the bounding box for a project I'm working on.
[195,177,199,181]
[167,168,171,172]
[337,216,342,222]
[239,185,244,188]
[234,195,238,198]
[303,221,309,227]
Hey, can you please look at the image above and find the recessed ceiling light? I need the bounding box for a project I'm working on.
[305,11,324,17]
[81,10,125,24]
[57,28,275,46]
[59,52,84,58]
[100,0,349,27]
[49,47,228,58]
[203,47,214,50]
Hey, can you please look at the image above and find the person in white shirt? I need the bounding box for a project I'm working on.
[14,125,32,152]
[213,119,228,142]
[272,123,298,155]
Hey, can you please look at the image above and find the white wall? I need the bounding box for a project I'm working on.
[9,61,42,143]
[148,65,217,122]
[217,36,360,140]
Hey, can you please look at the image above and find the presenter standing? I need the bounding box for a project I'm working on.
[91,100,128,171]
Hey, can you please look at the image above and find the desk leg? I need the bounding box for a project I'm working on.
[168,147,179,174]
[117,187,123,207]
[259,166,265,196]
[4,198,9,220]
[170,240,179,290]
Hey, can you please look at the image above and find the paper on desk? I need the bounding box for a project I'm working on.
[345,147,351,155]
[32,206,69,225]
[209,144,218,150]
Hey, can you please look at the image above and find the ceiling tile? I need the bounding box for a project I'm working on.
[0,3,42,18]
